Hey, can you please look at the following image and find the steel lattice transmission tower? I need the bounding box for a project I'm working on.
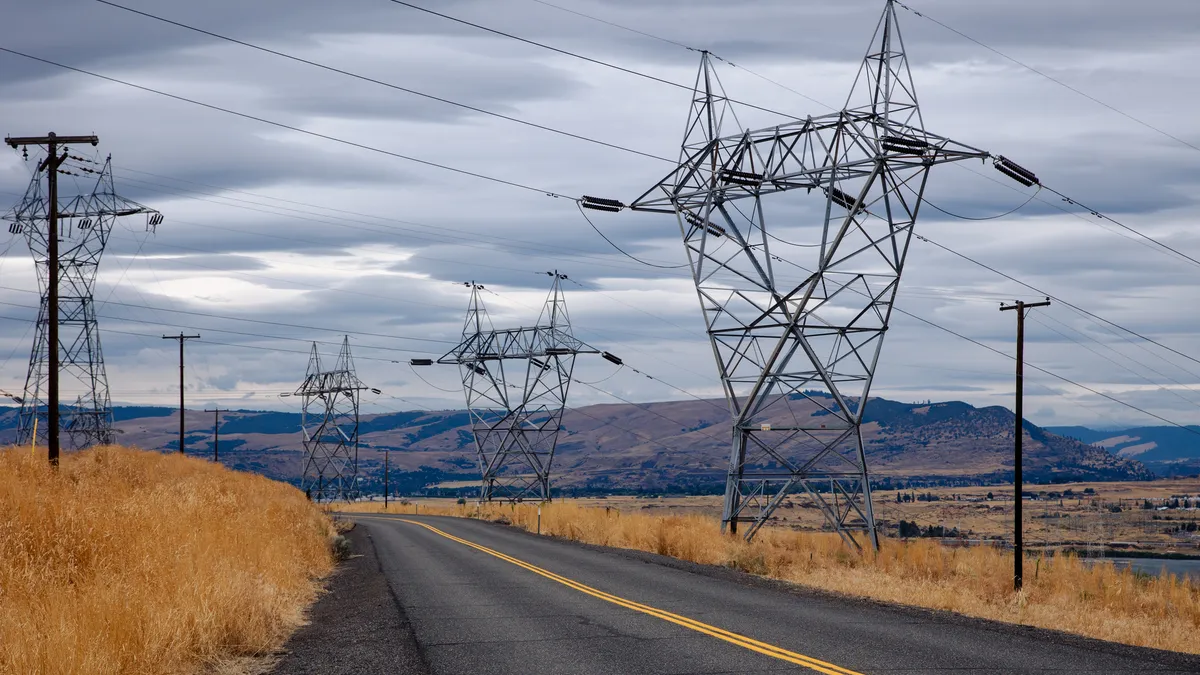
[437,273,597,501]
[2,154,161,450]
[296,337,369,501]
[622,0,989,547]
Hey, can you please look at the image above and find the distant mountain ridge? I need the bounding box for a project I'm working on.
[1048,424,1200,476]
[0,397,1157,492]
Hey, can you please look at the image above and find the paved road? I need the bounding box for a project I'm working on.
[352,514,1197,674]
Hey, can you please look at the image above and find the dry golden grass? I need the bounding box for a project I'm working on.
[0,446,335,674]
[445,501,1200,654]
[335,499,445,515]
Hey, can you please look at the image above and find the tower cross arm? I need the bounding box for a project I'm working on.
[630,112,990,212]
[6,135,98,147]
[437,326,597,364]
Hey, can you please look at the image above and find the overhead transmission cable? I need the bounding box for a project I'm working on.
[0,311,416,366]
[519,0,1200,275]
[82,179,1200,430]
[525,0,691,49]
[0,46,683,266]
[96,0,1200,276]
[11,13,1200,426]
[408,363,462,393]
[896,305,1200,436]
[384,0,802,121]
[13,22,1198,286]
[763,250,1200,435]
[911,232,1200,371]
[110,169,618,261]
[919,187,1044,222]
[0,284,455,348]
[575,202,685,269]
[1039,185,1200,270]
[0,47,574,200]
[1028,313,1200,409]
[522,0,833,111]
[109,171,685,275]
[893,1,1200,156]
[116,161,1177,400]
[94,1,673,164]
[0,298,443,360]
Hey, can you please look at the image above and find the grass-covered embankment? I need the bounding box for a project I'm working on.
[0,446,335,674]
[431,501,1200,654]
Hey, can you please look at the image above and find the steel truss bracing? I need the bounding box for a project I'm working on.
[630,0,988,547]
[297,337,367,501]
[440,274,596,502]
[2,155,161,450]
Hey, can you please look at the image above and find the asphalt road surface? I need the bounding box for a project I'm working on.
[347,514,1198,674]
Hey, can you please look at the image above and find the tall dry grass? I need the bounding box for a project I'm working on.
[448,501,1200,654]
[0,446,335,674]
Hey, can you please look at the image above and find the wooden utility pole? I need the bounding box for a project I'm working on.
[5,133,99,466]
[163,333,200,454]
[384,447,390,509]
[204,406,226,462]
[1000,298,1050,591]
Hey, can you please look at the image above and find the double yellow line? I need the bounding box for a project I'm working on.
[370,516,863,675]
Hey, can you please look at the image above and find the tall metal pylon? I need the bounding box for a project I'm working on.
[296,337,368,501]
[625,0,990,547]
[2,154,161,451]
[438,274,597,501]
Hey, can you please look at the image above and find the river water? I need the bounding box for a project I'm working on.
[1095,557,1200,581]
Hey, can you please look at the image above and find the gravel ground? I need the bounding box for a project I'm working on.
[271,524,430,675]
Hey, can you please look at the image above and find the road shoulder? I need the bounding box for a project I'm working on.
[271,523,430,675]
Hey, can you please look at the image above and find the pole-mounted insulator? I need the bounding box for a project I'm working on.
[994,156,1038,187]
[881,134,929,154]
[719,169,764,186]
[684,212,726,238]
[827,187,865,213]
[580,195,626,212]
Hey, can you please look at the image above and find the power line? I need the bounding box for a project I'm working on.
[1030,313,1200,409]
[0,47,575,199]
[891,305,1200,436]
[22,15,1197,301]
[762,249,1200,433]
[95,0,673,165]
[911,232,1200,371]
[386,0,802,121]
[0,310,431,368]
[524,0,692,50]
[0,291,450,353]
[919,186,1044,222]
[575,202,686,269]
[108,170,686,274]
[522,0,833,111]
[5,33,1196,431]
[111,221,1200,432]
[1040,184,1200,270]
[12,166,1199,435]
[894,1,1200,156]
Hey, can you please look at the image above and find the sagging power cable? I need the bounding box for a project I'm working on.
[95,0,674,164]
[0,47,575,200]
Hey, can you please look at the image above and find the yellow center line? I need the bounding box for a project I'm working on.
[358,515,864,675]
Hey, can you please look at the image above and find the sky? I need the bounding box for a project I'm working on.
[1,0,1199,428]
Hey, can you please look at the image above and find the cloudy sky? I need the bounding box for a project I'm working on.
[1,0,1198,429]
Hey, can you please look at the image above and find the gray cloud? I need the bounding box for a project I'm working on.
[0,0,1197,430]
